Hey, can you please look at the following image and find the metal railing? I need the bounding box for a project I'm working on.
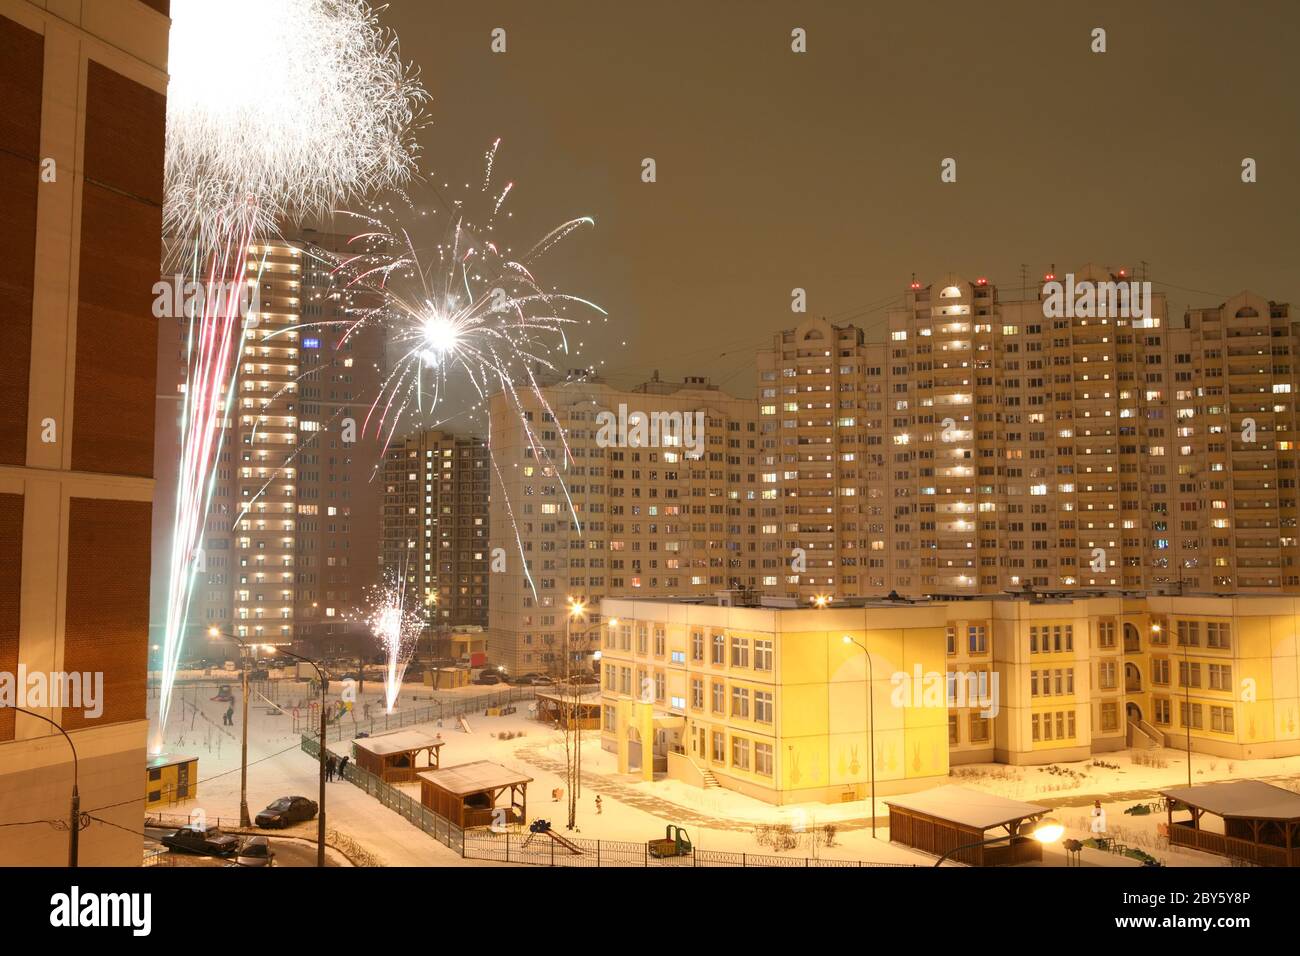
[460,830,913,868]
[306,687,537,743]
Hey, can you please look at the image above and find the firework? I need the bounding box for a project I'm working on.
[153,0,426,753]
[165,0,426,248]
[291,142,608,597]
[364,575,427,713]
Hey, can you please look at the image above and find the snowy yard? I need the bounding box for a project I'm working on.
[149,678,1300,867]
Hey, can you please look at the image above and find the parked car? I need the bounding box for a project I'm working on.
[233,835,275,867]
[473,672,502,685]
[161,825,240,857]
[255,795,319,829]
[518,673,556,686]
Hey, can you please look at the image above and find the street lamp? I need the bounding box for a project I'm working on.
[1173,622,1193,787]
[932,817,1064,867]
[565,597,588,826]
[208,626,257,827]
[842,635,877,838]
[15,708,81,866]
[266,644,329,867]
[811,594,832,609]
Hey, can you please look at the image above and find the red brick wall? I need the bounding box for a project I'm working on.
[71,61,164,479]
[62,498,152,730]
[0,17,42,466]
[0,494,23,741]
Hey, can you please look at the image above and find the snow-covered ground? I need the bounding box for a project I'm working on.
[148,678,1300,867]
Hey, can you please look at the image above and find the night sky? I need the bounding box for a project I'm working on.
[376,0,1300,398]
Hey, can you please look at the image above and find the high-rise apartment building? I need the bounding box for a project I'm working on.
[381,429,490,630]
[758,264,1297,603]
[151,233,385,659]
[487,374,768,675]
[1,0,169,865]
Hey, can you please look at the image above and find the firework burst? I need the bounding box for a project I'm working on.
[165,0,426,248]
[287,141,610,598]
[363,574,427,714]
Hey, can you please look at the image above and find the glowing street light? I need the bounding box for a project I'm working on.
[933,817,1065,866]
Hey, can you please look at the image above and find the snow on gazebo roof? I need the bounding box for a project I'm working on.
[1160,780,1300,821]
[884,785,1048,831]
[352,730,446,757]
[417,761,533,797]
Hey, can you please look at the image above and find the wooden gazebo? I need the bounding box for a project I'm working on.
[352,730,445,783]
[885,785,1051,866]
[1161,780,1300,867]
[535,690,601,730]
[419,761,533,829]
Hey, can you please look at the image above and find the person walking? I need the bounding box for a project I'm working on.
[595,794,603,815]
[339,755,350,778]
[326,755,337,782]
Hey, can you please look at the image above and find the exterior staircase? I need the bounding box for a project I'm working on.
[1127,718,1161,749]
[699,767,722,789]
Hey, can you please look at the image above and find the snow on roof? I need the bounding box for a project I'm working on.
[884,785,1048,831]
[352,730,446,757]
[535,690,602,704]
[417,761,534,797]
[1160,780,1300,820]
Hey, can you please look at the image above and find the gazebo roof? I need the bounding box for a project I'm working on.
[352,730,445,758]
[884,785,1048,831]
[535,690,602,705]
[1161,780,1300,821]
[417,761,533,797]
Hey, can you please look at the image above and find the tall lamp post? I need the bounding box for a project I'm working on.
[207,627,258,827]
[564,597,589,827]
[932,818,1063,867]
[15,708,81,866]
[269,645,329,867]
[842,635,877,838]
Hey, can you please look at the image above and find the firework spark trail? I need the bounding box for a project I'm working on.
[154,0,425,753]
[362,567,426,713]
[157,225,253,743]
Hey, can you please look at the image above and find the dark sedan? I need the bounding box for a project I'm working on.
[255,795,319,829]
[161,825,241,857]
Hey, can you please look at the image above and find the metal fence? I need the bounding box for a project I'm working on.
[308,687,537,743]
[142,846,174,867]
[460,830,913,868]
[146,810,242,832]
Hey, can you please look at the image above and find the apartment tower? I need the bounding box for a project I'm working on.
[487,373,768,675]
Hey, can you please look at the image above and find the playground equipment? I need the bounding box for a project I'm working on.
[647,824,692,859]
[210,684,234,703]
[522,818,583,854]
